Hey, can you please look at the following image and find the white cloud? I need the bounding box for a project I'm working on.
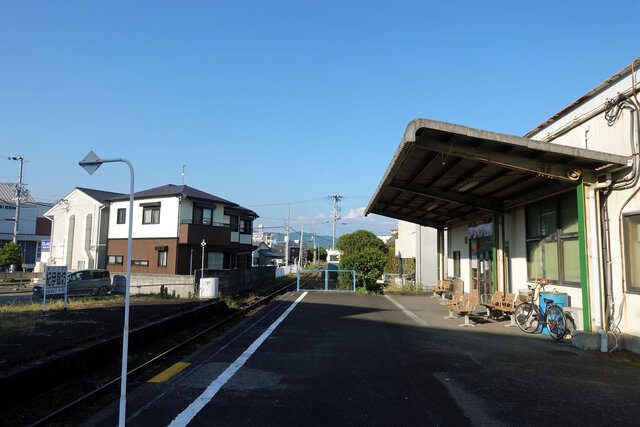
[344,206,366,220]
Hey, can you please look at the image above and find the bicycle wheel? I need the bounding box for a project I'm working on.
[514,302,541,333]
[545,305,567,340]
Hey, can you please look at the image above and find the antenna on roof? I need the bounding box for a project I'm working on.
[181,164,186,185]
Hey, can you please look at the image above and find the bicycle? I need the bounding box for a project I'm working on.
[514,279,568,341]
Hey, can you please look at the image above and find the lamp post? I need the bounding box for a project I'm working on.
[79,151,133,427]
[201,239,207,280]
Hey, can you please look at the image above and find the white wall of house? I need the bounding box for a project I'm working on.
[45,189,105,270]
[109,197,180,239]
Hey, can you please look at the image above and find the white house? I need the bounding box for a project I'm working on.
[45,187,124,270]
[106,184,258,275]
[367,57,640,352]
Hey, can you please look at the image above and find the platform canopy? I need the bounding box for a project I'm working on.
[366,119,629,229]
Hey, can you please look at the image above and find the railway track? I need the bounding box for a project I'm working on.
[26,274,313,426]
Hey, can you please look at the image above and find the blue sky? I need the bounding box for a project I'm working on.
[1,1,638,239]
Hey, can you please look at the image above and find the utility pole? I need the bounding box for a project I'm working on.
[299,225,304,268]
[8,156,26,245]
[313,221,317,265]
[181,164,186,184]
[326,194,344,249]
[285,203,290,266]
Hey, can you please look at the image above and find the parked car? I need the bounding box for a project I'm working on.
[111,274,127,295]
[33,269,112,298]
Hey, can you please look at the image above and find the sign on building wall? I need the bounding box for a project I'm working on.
[41,239,51,253]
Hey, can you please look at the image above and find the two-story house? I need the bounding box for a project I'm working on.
[106,184,258,275]
[45,187,124,270]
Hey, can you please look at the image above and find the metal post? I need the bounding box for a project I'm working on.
[299,225,304,268]
[325,269,328,291]
[296,265,300,291]
[285,204,290,266]
[201,239,206,280]
[352,270,356,292]
[78,152,134,427]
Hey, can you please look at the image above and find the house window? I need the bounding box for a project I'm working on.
[132,259,149,266]
[117,208,126,224]
[108,255,124,265]
[194,206,214,225]
[240,218,252,234]
[229,215,239,232]
[142,204,160,224]
[623,213,640,293]
[525,193,579,285]
[158,250,168,267]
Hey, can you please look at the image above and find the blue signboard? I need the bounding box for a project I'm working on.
[41,239,50,253]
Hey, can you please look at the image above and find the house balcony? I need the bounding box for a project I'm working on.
[179,220,231,246]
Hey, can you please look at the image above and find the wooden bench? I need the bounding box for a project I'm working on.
[493,293,519,327]
[439,291,463,307]
[444,292,480,327]
[432,279,452,299]
[480,291,504,318]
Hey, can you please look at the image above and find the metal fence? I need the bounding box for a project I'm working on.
[296,268,356,292]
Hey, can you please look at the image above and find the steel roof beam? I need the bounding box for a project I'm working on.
[414,137,585,183]
[389,181,502,212]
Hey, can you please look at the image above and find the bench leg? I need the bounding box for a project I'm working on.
[444,309,457,319]
[485,308,491,319]
[505,313,517,327]
[459,314,476,327]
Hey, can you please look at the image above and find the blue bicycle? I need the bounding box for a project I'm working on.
[514,279,567,341]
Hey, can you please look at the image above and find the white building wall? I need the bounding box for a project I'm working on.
[528,65,640,337]
[395,220,416,258]
[46,189,104,270]
[447,224,470,292]
[109,197,180,239]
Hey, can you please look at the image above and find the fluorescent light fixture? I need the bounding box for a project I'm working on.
[458,181,479,193]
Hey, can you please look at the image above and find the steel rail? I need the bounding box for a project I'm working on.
[29,275,309,427]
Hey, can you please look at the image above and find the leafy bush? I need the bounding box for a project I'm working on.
[337,230,387,293]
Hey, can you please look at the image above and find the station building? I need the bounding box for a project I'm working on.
[367,58,640,352]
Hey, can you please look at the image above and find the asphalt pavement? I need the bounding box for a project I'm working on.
[83,292,640,426]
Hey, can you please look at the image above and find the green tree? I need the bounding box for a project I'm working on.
[318,247,327,262]
[0,242,23,271]
[337,230,387,292]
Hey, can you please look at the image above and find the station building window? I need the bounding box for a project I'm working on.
[624,213,640,293]
[525,192,580,286]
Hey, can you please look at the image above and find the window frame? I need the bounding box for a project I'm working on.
[240,218,252,234]
[229,215,239,232]
[142,203,161,225]
[623,212,640,294]
[525,192,580,287]
[108,255,124,265]
[131,259,149,267]
[116,208,126,224]
[157,250,168,267]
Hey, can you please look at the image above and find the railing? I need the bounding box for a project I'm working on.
[178,221,231,245]
[180,219,229,227]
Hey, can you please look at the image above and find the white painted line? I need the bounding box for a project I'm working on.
[168,292,308,427]
[384,294,428,327]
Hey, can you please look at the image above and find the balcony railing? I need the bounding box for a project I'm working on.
[179,220,231,245]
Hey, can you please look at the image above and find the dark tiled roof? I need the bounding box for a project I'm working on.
[76,187,125,203]
[109,184,240,207]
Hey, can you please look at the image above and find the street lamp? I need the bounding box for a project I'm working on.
[79,150,134,427]
[201,239,207,280]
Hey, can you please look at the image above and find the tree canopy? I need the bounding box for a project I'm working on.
[0,242,23,270]
[337,230,387,292]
